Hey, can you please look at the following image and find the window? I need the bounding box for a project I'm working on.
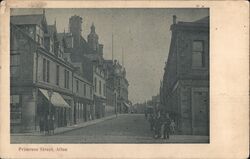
[84,84,86,96]
[94,78,97,92]
[76,80,79,93]
[10,54,20,78]
[192,40,205,68]
[43,58,46,82]
[64,69,70,89]
[56,65,60,85]
[46,60,50,83]
[64,70,66,88]
[99,80,102,95]
[41,37,44,46]
[103,83,106,96]
[78,103,80,119]
[10,95,21,123]
[90,87,93,97]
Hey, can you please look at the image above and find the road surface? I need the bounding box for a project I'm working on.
[11,114,208,143]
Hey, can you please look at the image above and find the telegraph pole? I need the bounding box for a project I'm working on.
[122,47,124,67]
[112,33,114,61]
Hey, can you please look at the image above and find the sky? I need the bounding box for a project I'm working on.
[11,8,209,104]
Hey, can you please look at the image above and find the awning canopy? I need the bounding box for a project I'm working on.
[39,89,71,108]
[123,102,130,108]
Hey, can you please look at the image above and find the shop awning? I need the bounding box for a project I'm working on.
[39,89,71,108]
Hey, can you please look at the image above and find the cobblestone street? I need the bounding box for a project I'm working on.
[11,114,208,143]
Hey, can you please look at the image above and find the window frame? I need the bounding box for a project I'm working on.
[94,77,97,92]
[99,80,102,95]
[10,54,20,78]
[10,95,22,124]
[192,40,205,68]
[64,69,70,89]
[56,65,60,86]
[76,80,79,93]
[84,84,86,96]
[43,58,46,82]
[46,60,50,83]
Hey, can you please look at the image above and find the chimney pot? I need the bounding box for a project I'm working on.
[173,15,177,24]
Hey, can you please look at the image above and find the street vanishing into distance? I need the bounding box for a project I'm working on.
[12,114,208,144]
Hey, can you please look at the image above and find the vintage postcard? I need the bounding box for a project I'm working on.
[0,0,249,158]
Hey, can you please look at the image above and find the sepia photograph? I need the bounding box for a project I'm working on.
[0,0,249,158]
[9,8,209,144]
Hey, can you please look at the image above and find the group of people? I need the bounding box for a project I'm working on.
[146,111,176,139]
[39,115,55,135]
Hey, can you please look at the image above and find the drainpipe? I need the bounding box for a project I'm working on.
[72,69,74,125]
[34,44,38,131]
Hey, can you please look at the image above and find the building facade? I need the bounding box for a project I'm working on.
[60,15,107,120]
[10,12,95,133]
[104,60,129,114]
[10,12,130,133]
[10,13,75,132]
[161,16,209,135]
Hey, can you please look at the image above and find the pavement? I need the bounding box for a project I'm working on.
[11,114,117,136]
[11,114,209,143]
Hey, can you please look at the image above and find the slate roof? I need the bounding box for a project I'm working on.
[47,25,57,36]
[173,16,209,30]
[193,16,209,24]
[10,14,44,25]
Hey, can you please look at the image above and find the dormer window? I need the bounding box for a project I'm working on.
[36,25,44,46]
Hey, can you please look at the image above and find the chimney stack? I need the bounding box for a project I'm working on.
[173,15,177,24]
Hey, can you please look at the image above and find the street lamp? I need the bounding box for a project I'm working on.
[114,89,117,118]
[47,89,53,135]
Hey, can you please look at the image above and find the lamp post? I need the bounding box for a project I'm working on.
[114,89,117,118]
[47,89,53,135]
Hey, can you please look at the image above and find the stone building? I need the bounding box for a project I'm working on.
[103,60,116,116]
[10,12,130,132]
[84,23,106,119]
[106,60,129,113]
[10,12,93,133]
[161,16,209,135]
[59,15,107,120]
[10,13,74,132]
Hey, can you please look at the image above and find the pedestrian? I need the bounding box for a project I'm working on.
[50,115,55,135]
[149,113,154,131]
[163,113,171,139]
[39,116,45,134]
[154,111,161,139]
[170,119,176,134]
[45,115,49,135]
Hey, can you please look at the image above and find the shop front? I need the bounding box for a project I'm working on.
[94,95,106,119]
[37,89,71,132]
[74,98,93,124]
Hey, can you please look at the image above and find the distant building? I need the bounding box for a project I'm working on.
[104,59,129,114]
[103,60,116,116]
[161,16,209,135]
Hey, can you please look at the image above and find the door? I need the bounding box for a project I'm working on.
[192,88,209,135]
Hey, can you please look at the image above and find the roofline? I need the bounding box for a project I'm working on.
[10,14,44,17]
